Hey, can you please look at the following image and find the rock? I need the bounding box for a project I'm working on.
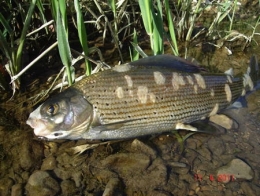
[60,180,78,196]
[53,167,72,180]
[240,182,256,196]
[130,139,157,159]
[101,153,151,173]
[0,177,14,196]
[19,140,43,171]
[25,170,60,196]
[196,147,211,161]
[71,171,83,187]
[209,114,238,129]
[216,158,254,183]
[11,183,23,196]
[41,155,57,170]
[207,137,225,156]
[102,177,123,196]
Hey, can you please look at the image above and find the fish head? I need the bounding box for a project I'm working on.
[26,88,93,140]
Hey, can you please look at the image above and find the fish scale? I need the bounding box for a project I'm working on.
[73,68,243,130]
[26,55,256,140]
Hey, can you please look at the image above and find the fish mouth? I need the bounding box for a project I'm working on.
[26,117,52,137]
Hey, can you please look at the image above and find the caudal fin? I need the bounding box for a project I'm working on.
[249,55,259,88]
[242,55,259,95]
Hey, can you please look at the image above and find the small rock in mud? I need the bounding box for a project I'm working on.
[207,137,225,156]
[216,158,254,183]
[0,177,14,196]
[240,182,256,196]
[11,183,23,196]
[60,180,78,196]
[209,114,238,129]
[130,139,157,159]
[25,170,60,196]
[41,155,57,170]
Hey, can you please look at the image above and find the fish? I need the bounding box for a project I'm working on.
[26,54,258,140]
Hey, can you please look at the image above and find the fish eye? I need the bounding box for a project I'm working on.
[46,103,59,116]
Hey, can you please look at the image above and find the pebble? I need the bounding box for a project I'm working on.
[102,177,122,196]
[240,182,256,195]
[207,137,225,156]
[209,114,237,129]
[60,180,77,196]
[130,139,157,159]
[19,140,43,171]
[216,158,254,183]
[196,147,211,161]
[0,177,14,196]
[25,170,60,196]
[11,183,23,196]
[41,156,57,170]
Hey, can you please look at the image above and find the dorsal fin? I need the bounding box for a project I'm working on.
[129,54,207,73]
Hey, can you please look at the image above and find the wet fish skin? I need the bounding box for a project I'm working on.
[26,55,255,140]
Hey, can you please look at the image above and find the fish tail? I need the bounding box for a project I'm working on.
[242,55,259,95]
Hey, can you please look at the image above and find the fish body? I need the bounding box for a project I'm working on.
[26,55,257,140]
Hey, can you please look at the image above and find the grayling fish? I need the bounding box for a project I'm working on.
[26,55,258,140]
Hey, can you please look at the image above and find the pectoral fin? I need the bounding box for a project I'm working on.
[175,121,221,134]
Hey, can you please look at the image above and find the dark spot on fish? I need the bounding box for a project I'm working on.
[54,133,63,137]
[153,111,157,115]
[125,88,129,91]
[128,115,131,118]
[124,101,128,104]
[106,103,109,106]
[113,112,116,115]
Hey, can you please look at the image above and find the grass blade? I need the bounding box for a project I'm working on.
[56,8,73,85]
[74,0,91,76]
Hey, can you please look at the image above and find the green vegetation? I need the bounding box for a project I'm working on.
[0,0,259,96]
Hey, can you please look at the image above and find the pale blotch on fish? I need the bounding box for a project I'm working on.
[124,75,133,88]
[154,71,166,85]
[137,86,149,104]
[210,88,215,97]
[186,75,194,85]
[115,87,124,99]
[209,103,219,116]
[194,84,198,94]
[149,93,156,103]
[112,63,132,72]
[172,73,186,90]
[225,84,232,102]
[227,75,233,83]
[194,74,206,89]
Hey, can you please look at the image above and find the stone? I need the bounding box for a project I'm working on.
[0,177,14,196]
[209,114,237,129]
[240,182,256,196]
[60,180,78,196]
[25,170,60,196]
[11,184,23,196]
[216,158,254,183]
[207,137,225,156]
[130,139,157,159]
[41,156,57,170]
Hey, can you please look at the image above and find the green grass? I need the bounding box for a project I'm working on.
[0,0,259,96]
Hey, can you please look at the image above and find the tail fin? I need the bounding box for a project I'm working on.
[249,55,259,88]
[242,55,259,95]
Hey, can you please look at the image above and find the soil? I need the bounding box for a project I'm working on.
[1,1,260,196]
